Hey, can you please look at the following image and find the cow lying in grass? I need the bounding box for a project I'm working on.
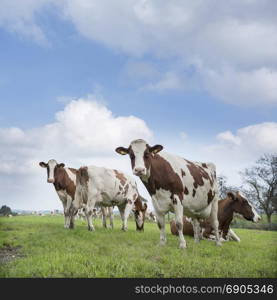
[170,191,261,241]
[70,165,147,231]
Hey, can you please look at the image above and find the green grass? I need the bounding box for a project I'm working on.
[0,216,276,278]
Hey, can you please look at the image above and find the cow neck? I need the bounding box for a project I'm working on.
[53,167,67,191]
[218,197,235,229]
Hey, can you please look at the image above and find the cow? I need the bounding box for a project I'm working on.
[145,210,157,222]
[39,159,76,229]
[170,191,261,242]
[70,165,147,232]
[116,139,221,248]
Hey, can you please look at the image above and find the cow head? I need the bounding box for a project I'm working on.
[39,159,65,183]
[133,201,148,231]
[115,139,163,177]
[227,191,261,223]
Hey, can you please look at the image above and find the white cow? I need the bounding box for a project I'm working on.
[116,139,221,248]
[71,166,147,231]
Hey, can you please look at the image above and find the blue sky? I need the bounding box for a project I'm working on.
[0,0,277,210]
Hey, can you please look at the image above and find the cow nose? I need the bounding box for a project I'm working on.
[134,168,146,175]
[47,179,54,183]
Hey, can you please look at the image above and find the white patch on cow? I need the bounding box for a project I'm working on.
[130,140,148,176]
[248,201,261,222]
[234,212,244,219]
[48,159,57,182]
[66,168,76,184]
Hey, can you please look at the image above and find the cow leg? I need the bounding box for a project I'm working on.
[210,198,222,246]
[191,219,201,243]
[118,206,125,231]
[101,207,107,228]
[122,201,133,231]
[228,229,241,242]
[85,209,95,231]
[172,198,187,249]
[156,213,167,246]
[109,207,114,229]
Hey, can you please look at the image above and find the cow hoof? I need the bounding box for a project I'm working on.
[159,240,166,246]
[179,243,187,249]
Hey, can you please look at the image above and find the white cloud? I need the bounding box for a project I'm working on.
[202,67,277,106]
[1,0,277,105]
[201,122,277,185]
[0,96,152,210]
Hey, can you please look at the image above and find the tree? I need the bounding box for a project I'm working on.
[0,205,12,216]
[240,154,277,224]
[217,174,237,199]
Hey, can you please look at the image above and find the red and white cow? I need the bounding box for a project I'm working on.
[170,191,261,242]
[39,159,76,229]
[116,139,221,248]
[70,165,147,231]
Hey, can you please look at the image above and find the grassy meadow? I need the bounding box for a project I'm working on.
[0,215,276,278]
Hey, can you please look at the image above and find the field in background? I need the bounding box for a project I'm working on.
[0,216,276,278]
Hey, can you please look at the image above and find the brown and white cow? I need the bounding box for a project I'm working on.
[116,139,221,248]
[170,191,261,242]
[70,165,147,232]
[39,159,76,229]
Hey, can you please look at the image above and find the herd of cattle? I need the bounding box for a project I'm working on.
[40,139,261,248]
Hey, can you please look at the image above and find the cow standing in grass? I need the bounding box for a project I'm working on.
[171,191,261,242]
[70,166,147,232]
[39,159,76,229]
[116,139,221,248]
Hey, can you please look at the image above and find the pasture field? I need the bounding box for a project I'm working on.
[0,215,276,278]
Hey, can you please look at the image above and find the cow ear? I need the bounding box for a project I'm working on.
[39,162,47,168]
[57,163,65,168]
[149,144,163,154]
[227,192,236,201]
[115,147,129,155]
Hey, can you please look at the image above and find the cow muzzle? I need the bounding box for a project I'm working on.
[133,167,147,176]
[47,178,55,183]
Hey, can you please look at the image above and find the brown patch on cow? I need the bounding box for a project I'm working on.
[186,160,214,189]
[181,169,186,177]
[54,167,78,200]
[0,243,24,264]
[184,187,189,195]
[119,185,123,191]
[141,153,184,202]
[123,184,129,197]
[114,170,127,186]
[192,189,196,197]
[207,189,215,204]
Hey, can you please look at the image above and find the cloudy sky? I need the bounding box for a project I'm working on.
[0,0,277,211]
